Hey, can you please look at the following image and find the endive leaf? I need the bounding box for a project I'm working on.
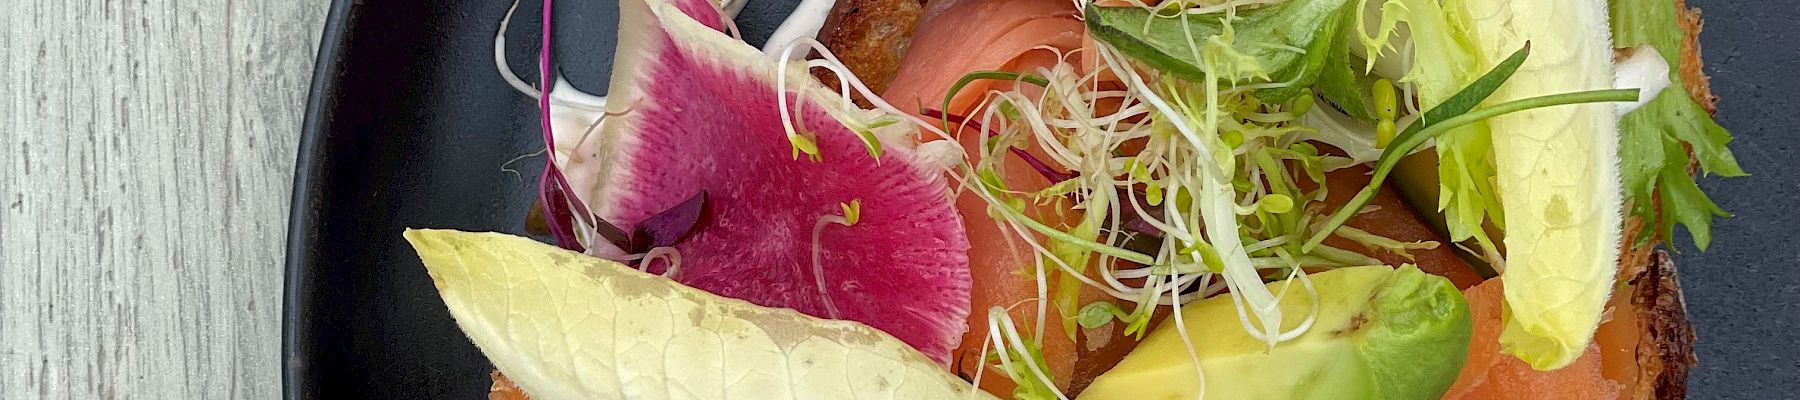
[405,230,993,399]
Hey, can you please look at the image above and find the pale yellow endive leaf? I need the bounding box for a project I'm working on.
[405,229,992,399]
[1455,0,1624,370]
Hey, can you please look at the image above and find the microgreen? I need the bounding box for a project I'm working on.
[983,307,1065,400]
[1052,211,1104,340]
[938,71,1050,133]
[921,108,1078,183]
[1331,225,1438,260]
[990,200,1157,266]
[839,199,862,226]
[1076,300,1134,329]
[849,127,883,159]
[786,130,822,162]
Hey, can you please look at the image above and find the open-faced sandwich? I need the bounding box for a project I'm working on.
[407,0,1742,398]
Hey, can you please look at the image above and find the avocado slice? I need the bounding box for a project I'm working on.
[1080,266,1472,399]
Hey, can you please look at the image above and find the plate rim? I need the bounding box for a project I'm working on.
[282,0,357,398]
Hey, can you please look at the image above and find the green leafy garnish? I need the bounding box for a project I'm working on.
[1084,0,1356,86]
[1391,0,1507,252]
[1304,44,1531,250]
[1416,43,1531,132]
[1610,0,1747,250]
[1655,163,1730,250]
[1305,45,1641,251]
[1317,16,1376,120]
[1250,5,1349,103]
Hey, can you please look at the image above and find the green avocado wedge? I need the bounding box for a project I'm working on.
[1080,266,1472,400]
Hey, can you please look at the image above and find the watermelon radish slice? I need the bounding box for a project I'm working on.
[565,0,972,365]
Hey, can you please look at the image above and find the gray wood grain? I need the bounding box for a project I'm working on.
[0,0,324,398]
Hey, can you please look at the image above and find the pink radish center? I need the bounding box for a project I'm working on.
[597,33,972,364]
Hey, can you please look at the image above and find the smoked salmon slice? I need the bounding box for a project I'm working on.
[883,0,1091,394]
[1444,278,1621,400]
[1305,165,1487,289]
[884,0,1084,116]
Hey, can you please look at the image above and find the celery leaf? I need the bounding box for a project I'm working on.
[1609,0,1747,248]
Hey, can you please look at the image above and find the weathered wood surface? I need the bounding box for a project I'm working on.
[1,0,325,398]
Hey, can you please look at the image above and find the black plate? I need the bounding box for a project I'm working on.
[284,0,1800,398]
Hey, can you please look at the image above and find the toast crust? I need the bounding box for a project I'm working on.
[488,369,529,400]
[1632,250,1697,400]
[1675,0,1717,113]
[809,0,927,104]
